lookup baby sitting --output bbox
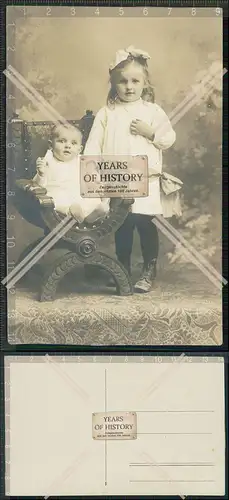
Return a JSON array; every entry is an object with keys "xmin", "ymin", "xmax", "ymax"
[{"xmin": 33, "ymin": 123, "xmax": 108, "ymax": 223}]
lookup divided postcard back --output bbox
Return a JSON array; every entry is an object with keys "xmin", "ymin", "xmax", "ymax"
[
  {"xmin": 5, "ymin": 6, "xmax": 224, "ymax": 346},
  {"xmin": 4, "ymin": 354, "xmax": 225, "ymax": 496}
]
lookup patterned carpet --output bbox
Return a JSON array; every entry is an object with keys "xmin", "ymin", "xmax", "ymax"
[{"xmin": 8, "ymin": 263, "xmax": 222, "ymax": 346}]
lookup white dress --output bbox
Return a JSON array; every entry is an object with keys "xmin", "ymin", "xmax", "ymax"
[
  {"xmin": 33, "ymin": 150, "xmax": 105, "ymax": 217},
  {"xmin": 84, "ymin": 98, "xmax": 176, "ymax": 216}
]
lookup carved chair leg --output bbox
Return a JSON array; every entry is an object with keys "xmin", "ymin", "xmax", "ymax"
[
  {"xmin": 40, "ymin": 251, "xmax": 133, "ymax": 301},
  {"xmin": 39, "ymin": 249, "xmax": 77, "ymax": 301}
]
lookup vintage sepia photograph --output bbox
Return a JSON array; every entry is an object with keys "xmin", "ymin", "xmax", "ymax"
[{"xmin": 6, "ymin": 6, "xmax": 224, "ymax": 345}]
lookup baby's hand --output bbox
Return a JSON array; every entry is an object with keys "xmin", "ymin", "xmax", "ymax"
[
  {"xmin": 130, "ymin": 119, "xmax": 155, "ymax": 140},
  {"xmin": 36, "ymin": 157, "xmax": 48, "ymax": 176}
]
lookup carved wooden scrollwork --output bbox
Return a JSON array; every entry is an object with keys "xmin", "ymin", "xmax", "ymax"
[
  {"xmin": 15, "ymin": 180, "xmax": 134, "ymax": 300},
  {"xmin": 40, "ymin": 251, "xmax": 133, "ymax": 302}
]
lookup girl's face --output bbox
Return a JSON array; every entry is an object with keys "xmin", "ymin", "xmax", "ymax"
[
  {"xmin": 52, "ymin": 126, "xmax": 82, "ymax": 162},
  {"xmin": 114, "ymin": 61, "xmax": 145, "ymax": 103}
]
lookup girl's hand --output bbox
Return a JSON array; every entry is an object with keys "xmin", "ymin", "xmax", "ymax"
[
  {"xmin": 36, "ymin": 157, "xmax": 48, "ymax": 176},
  {"xmin": 130, "ymin": 119, "xmax": 155, "ymax": 140}
]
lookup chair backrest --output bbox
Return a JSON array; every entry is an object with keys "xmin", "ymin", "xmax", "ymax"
[{"xmin": 8, "ymin": 117, "xmax": 92, "ymax": 179}]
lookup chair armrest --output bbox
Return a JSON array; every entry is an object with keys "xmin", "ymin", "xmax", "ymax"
[{"xmin": 15, "ymin": 179, "xmax": 55, "ymax": 208}]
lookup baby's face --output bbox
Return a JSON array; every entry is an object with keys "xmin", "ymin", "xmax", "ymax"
[
  {"xmin": 115, "ymin": 62, "xmax": 145, "ymax": 103},
  {"xmin": 52, "ymin": 127, "xmax": 82, "ymax": 162}
]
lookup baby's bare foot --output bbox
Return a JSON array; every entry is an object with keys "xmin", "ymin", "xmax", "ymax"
[{"xmin": 69, "ymin": 204, "xmax": 85, "ymax": 223}]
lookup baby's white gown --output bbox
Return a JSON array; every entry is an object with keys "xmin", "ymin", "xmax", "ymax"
[{"xmin": 33, "ymin": 149, "xmax": 105, "ymax": 217}]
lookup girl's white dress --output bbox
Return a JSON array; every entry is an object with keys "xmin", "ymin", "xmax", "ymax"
[
  {"xmin": 33, "ymin": 150, "xmax": 104, "ymax": 217},
  {"xmin": 84, "ymin": 98, "xmax": 182, "ymax": 217}
]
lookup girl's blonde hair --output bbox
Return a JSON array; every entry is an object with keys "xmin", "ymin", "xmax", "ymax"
[{"xmin": 107, "ymin": 55, "xmax": 155, "ymax": 106}]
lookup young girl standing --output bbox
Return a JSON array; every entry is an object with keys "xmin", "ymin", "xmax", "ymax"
[{"xmin": 84, "ymin": 46, "xmax": 182, "ymax": 293}]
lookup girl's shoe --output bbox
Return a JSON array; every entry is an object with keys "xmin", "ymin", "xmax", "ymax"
[{"xmin": 134, "ymin": 259, "xmax": 157, "ymax": 293}]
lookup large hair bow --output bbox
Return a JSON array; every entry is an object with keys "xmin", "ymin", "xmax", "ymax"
[{"xmin": 109, "ymin": 45, "xmax": 151, "ymax": 71}]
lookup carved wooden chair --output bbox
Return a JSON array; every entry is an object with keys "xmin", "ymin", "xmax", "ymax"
[{"xmin": 9, "ymin": 115, "xmax": 133, "ymax": 300}]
